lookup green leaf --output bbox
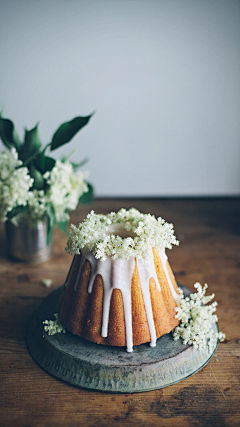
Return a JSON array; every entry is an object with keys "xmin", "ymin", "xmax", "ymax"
[
  {"xmin": 29, "ymin": 162, "xmax": 45, "ymax": 190},
  {"xmin": 71, "ymin": 157, "xmax": 89, "ymax": 170},
  {"xmin": 7, "ymin": 205, "xmax": 29, "ymax": 219},
  {"xmin": 0, "ymin": 116, "xmax": 22, "ymax": 151},
  {"xmin": 79, "ymin": 182, "xmax": 94, "ymax": 205},
  {"xmin": 46, "ymin": 203, "xmax": 56, "ymax": 245},
  {"xmin": 57, "ymin": 220, "xmax": 69, "ymax": 234},
  {"xmin": 50, "ymin": 114, "xmax": 93, "ymax": 151},
  {"xmin": 34, "ymin": 152, "xmax": 56, "ymax": 174},
  {"xmin": 19, "ymin": 123, "xmax": 42, "ymax": 163},
  {"xmin": 42, "ymin": 142, "xmax": 51, "ymax": 155},
  {"xmin": 61, "ymin": 148, "xmax": 76, "ymax": 163},
  {"xmin": 22, "ymin": 151, "xmax": 42, "ymax": 167}
]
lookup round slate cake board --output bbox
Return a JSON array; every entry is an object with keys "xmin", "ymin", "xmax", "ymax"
[{"xmin": 26, "ymin": 284, "xmax": 219, "ymax": 393}]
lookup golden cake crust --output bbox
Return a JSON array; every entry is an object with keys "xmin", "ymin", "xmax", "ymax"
[{"xmin": 58, "ymin": 249, "xmax": 180, "ymax": 348}]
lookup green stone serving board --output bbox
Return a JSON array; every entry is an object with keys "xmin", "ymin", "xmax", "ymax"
[{"xmin": 26, "ymin": 284, "xmax": 219, "ymax": 393}]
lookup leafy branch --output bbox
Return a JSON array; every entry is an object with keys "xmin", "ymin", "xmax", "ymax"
[{"xmin": 0, "ymin": 111, "xmax": 95, "ymax": 239}]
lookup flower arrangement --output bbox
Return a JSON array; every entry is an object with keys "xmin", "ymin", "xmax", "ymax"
[
  {"xmin": 173, "ymin": 282, "xmax": 225, "ymax": 351},
  {"xmin": 0, "ymin": 112, "xmax": 94, "ymax": 243},
  {"xmin": 66, "ymin": 208, "xmax": 179, "ymax": 262}
]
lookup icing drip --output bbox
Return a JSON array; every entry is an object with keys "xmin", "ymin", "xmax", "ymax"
[
  {"xmin": 112, "ymin": 258, "xmax": 135, "ymax": 352},
  {"xmin": 96, "ymin": 258, "xmax": 112, "ymax": 339},
  {"xmin": 136, "ymin": 256, "xmax": 161, "ymax": 348},
  {"xmin": 71, "ymin": 247, "xmax": 177, "ymax": 352},
  {"xmin": 158, "ymin": 248, "xmax": 179, "ymax": 301}
]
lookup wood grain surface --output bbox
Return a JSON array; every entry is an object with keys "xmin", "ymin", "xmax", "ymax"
[{"xmin": 0, "ymin": 198, "xmax": 239, "ymax": 427}]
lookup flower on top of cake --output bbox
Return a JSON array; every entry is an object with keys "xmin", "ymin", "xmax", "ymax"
[{"xmin": 66, "ymin": 208, "xmax": 179, "ymax": 263}]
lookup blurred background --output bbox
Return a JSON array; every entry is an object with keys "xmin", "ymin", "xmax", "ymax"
[{"xmin": 0, "ymin": 0, "xmax": 239, "ymax": 197}]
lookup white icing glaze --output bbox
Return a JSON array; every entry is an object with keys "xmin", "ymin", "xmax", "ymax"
[
  {"xmin": 68, "ymin": 247, "xmax": 178, "ymax": 352},
  {"xmin": 136, "ymin": 256, "xmax": 161, "ymax": 348},
  {"xmin": 158, "ymin": 248, "xmax": 179, "ymax": 301},
  {"xmin": 111, "ymin": 258, "xmax": 135, "ymax": 352},
  {"xmin": 106, "ymin": 222, "xmax": 135, "ymax": 238}
]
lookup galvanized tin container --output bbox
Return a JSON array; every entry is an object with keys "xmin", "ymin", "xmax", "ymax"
[{"xmin": 6, "ymin": 217, "xmax": 53, "ymax": 263}]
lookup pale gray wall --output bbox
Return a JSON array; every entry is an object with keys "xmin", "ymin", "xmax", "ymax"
[{"xmin": 0, "ymin": 0, "xmax": 240, "ymax": 196}]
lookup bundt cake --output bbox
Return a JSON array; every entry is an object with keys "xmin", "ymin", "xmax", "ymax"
[{"xmin": 58, "ymin": 208, "xmax": 180, "ymax": 352}]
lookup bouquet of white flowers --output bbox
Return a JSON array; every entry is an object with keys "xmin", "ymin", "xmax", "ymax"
[{"xmin": 0, "ymin": 112, "xmax": 94, "ymax": 244}]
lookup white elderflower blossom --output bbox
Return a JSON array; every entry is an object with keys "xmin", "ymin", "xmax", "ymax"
[
  {"xmin": 0, "ymin": 148, "xmax": 90, "ymax": 224},
  {"xmin": 66, "ymin": 208, "xmax": 179, "ymax": 262},
  {"xmin": 43, "ymin": 313, "xmax": 66, "ymax": 335},
  {"xmin": 41, "ymin": 278, "xmax": 53, "ymax": 288},
  {"xmin": 0, "ymin": 148, "xmax": 33, "ymax": 222},
  {"xmin": 27, "ymin": 190, "xmax": 47, "ymax": 220},
  {"xmin": 0, "ymin": 147, "xmax": 21, "ymax": 179},
  {"xmin": 173, "ymin": 283, "xmax": 226, "ymax": 352},
  {"xmin": 44, "ymin": 160, "xmax": 89, "ymax": 223}
]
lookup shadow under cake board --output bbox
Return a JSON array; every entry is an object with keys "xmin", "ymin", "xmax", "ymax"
[{"xmin": 26, "ymin": 284, "xmax": 219, "ymax": 393}]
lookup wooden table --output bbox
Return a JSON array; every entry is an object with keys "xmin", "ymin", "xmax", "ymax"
[{"xmin": 0, "ymin": 198, "xmax": 239, "ymax": 427}]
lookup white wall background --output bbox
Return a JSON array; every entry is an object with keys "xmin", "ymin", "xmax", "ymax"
[{"xmin": 0, "ymin": 0, "xmax": 240, "ymax": 196}]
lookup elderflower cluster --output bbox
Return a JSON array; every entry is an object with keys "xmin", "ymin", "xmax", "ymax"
[
  {"xmin": 0, "ymin": 149, "xmax": 89, "ymax": 224},
  {"xmin": 27, "ymin": 190, "xmax": 47, "ymax": 220},
  {"xmin": 173, "ymin": 283, "xmax": 226, "ymax": 352},
  {"xmin": 0, "ymin": 148, "xmax": 33, "ymax": 222},
  {"xmin": 43, "ymin": 313, "xmax": 66, "ymax": 335},
  {"xmin": 66, "ymin": 208, "xmax": 179, "ymax": 262},
  {"xmin": 44, "ymin": 160, "xmax": 89, "ymax": 223}
]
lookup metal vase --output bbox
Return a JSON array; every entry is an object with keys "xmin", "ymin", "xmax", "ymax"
[{"xmin": 6, "ymin": 217, "xmax": 53, "ymax": 263}]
